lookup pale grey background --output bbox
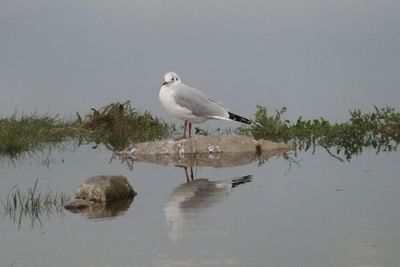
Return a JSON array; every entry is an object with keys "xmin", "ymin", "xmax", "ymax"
[{"xmin": 1, "ymin": 0, "xmax": 399, "ymax": 123}]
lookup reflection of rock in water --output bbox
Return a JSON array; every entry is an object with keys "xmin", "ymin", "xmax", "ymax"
[
  {"xmin": 66, "ymin": 197, "xmax": 134, "ymax": 219},
  {"xmin": 164, "ymin": 175, "xmax": 252, "ymax": 241}
]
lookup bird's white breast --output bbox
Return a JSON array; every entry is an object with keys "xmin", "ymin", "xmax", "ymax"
[{"xmin": 159, "ymin": 85, "xmax": 205, "ymax": 122}]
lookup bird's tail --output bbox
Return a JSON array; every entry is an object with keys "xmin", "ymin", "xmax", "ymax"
[{"xmin": 228, "ymin": 112, "xmax": 252, "ymax": 124}]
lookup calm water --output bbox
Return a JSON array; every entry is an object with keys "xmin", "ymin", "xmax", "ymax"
[{"xmin": 1, "ymin": 145, "xmax": 399, "ymax": 267}]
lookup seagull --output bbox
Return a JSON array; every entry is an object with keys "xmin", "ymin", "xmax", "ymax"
[{"xmin": 159, "ymin": 72, "xmax": 252, "ymax": 139}]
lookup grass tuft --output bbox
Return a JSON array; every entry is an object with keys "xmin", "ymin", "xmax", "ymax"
[
  {"xmin": 0, "ymin": 101, "xmax": 172, "ymax": 157},
  {"xmin": 0, "ymin": 179, "xmax": 70, "ymax": 229},
  {"xmin": 243, "ymin": 105, "xmax": 400, "ymax": 160},
  {"xmin": 81, "ymin": 101, "xmax": 171, "ymax": 150},
  {"xmin": 0, "ymin": 114, "xmax": 80, "ymax": 157}
]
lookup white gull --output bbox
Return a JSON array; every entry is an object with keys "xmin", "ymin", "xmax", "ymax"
[{"xmin": 159, "ymin": 72, "xmax": 252, "ymax": 138}]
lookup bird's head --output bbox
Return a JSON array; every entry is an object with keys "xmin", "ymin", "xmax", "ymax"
[{"xmin": 162, "ymin": 72, "xmax": 181, "ymax": 86}]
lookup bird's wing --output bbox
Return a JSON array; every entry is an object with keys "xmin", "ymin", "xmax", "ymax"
[{"xmin": 173, "ymin": 83, "xmax": 229, "ymax": 118}]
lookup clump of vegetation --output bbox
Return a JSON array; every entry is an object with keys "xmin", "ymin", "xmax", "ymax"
[
  {"xmin": 0, "ymin": 179, "xmax": 70, "ymax": 228},
  {"xmin": 244, "ymin": 106, "xmax": 291, "ymax": 141},
  {"xmin": 0, "ymin": 101, "xmax": 172, "ymax": 157},
  {"xmin": 0, "ymin": 114, "xmax": 81, "ymax": 158},
  {"xmin": 80, "ymin": 101, "xmax": 171, "ymax": 150},
  {"xmin": 243, "ymin": 105, "xmax": 400, "ymax": 160},
  {"xmin": 0, "ymin": 101, "xmax": 398, "ymax": 160}
]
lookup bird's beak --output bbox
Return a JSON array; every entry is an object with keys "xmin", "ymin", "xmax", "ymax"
[{"xmin": 162, "ymin": 81, "xmax": 169, "ymax": 86}]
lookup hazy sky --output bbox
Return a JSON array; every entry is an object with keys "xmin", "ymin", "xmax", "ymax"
[{"xmin": 1, "ymin": 0, "xmax": 399, "ymax": 123}]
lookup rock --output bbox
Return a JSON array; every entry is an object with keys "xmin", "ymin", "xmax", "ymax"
[
  {"xmin": 74, "ymin": 175, "xmax": 136, "ymax": 202},
  {"xmin": 119, "ymin": 135, "xmax": 289, "ymax": 156},
  {"xmin": 116, "ymin": 135, "xmax": 290, "ymax": 167},
  {"xmin": 65, "ymin": 175, "xmax": 136, "ymax": 214}
]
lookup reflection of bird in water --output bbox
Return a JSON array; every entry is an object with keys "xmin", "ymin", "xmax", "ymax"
[{"xmin": 164, "ymin": 169, "xmax": 252, "ymax": 241}]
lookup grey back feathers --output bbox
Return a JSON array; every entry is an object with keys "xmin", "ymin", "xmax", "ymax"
[{"xmin": 173, "ymin": 83, "xmax": 229, "ymax": 118}]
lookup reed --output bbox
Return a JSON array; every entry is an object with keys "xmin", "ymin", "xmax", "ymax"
[{"xmin": 0, "ymin": 179, "xmax": 70, "ymax": 228}]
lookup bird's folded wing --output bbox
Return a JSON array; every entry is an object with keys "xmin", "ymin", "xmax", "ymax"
[{"xmin": 173, "ymin": 84, "xmax": 229, "ymax": 118}]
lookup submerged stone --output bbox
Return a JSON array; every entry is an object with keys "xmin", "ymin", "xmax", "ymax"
[
  {"xmin": 65, "ymin": 175, "xmax": 136, "ymax": 213},
  {"xmin": 74, "ymin": 175, "xmax": 136, "ymax": 202}
]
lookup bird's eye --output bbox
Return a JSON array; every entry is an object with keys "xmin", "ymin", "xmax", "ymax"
[
  {"xmin": 172, "ymin": 78, "xmax": 175, "ymax": 81},
  {"xmin": 176, "ymin": 78, "xmax": 179, "ymax": 81}
]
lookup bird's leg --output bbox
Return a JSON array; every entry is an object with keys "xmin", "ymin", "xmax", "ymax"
[
  {"xmin": 183, "ymin": 120, "xmax": 188, "ymax": 138},
  {"xmin": 174, "ymin": 120, "xmax": 188, "ymax": 141},
  {"xmin": 188, "ymin": 122, "xmax": 192, "ymax": 138}
]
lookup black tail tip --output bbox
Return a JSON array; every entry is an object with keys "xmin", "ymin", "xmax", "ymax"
[{"xmin": 228, "ymin": 112, "xmax": 252, "ymax": 124}]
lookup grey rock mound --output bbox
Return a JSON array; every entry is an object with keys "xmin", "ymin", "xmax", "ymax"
[
  {"xmin": 117, "ymin": 135, "xmax": 290, "ymax": 167},
  {"xmin": 120, "ymin": 135, "xmax": 289, "ymax": 156}
]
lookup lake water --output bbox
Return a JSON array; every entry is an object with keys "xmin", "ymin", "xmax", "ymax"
[
  {"xmin": 1, "ymin": 145, "xmax": 399, "ymax": 267},
  {"xmin": 1, "ymin": 1, "xmax": 400, "ymax": 266}
]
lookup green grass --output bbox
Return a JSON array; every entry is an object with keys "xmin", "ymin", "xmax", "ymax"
[
  {"xmin": 242, "ymin": 105, "xmax": 400, "ymax": 160},
  {"xmin": 80, "ymin": 101, "xmax": 172, "ymax": 150},
  {"xmin": 0, "ymin": 101, "xmax": 398, "ymax": 160},
  {"xmin": 0, "ymin": 179, "xmax": 70, "ymax": 228},
  {"xmin": 0, "ymin": 113, "xmax": 81, "ymax": 157},
  {"xmin": 0, "ymin": 101, "xmax": 172, "ymax": 157}
]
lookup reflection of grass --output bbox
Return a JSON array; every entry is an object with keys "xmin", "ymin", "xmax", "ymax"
[
  {"xmin": 0, "ymin": 179, "xmax": 70, "ymax": 229},
  {"xmin": 0, "ymin": 101, "xmax": 172, "ymax": 157},
  {"xmin": 242, "ymin": 105, "xmax": 400, "ymax": 160}
]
